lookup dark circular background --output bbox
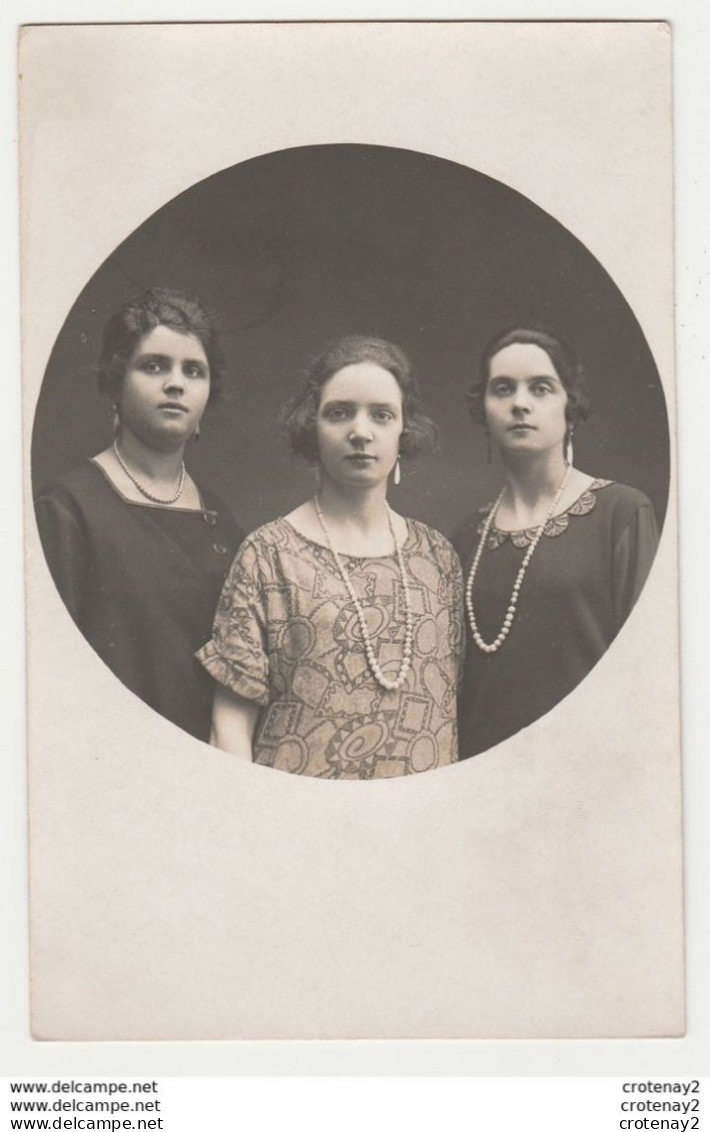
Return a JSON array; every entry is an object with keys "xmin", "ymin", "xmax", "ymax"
[{"xmin": 32, "ymin": 143, "xmax": 669, "ymax": 539}]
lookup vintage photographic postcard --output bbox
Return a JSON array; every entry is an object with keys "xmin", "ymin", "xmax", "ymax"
[{"xmin": 21, "ymin": 21, "xmax": 683, "ymax": 1039}]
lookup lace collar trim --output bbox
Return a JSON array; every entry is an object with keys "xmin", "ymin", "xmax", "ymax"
[{"xmin": 477, "ymin": 478, "xmax": 613, "ymax": 550}]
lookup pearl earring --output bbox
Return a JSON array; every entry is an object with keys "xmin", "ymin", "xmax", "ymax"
[{"xmin": 394, "ymin": 458, "xmax": 401, "ymax": 486}]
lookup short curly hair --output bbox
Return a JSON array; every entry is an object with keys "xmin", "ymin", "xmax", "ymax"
[
  {"xmin": 96, "ymin": 288, "xmax": 226, "ymax": 405},
  {"xmin": 281, "ymin": 334, "xmax": 438, "ymax": 463},
  {"xmin": 466, "ymin": 326, "xmax": 591, "ymax": 429}
]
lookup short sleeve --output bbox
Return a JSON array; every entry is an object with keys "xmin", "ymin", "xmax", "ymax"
[
  {"xmin": 612, "ymin": 501, "xmax": 659, "ymax": 629},
  {"xmin": 196, "ymin": 538, "xmax": 271, "ymax": 707},
  {"xmin": 34, "ymin": 490, "xmax": 89, "ymax": 622}
]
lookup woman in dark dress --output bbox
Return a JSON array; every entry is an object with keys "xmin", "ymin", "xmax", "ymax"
[
  {"xmin": 198, "ymin": 335, "xmax": 464, "ymax": 778},
  {"xmin": 34, "ymin": 288, "xmax": 243, "ymax": 741},
  {"xmin": 451, "ymin": 327, "xmax": 659, "ymax": 759}
]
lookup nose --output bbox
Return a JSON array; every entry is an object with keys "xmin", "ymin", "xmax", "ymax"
[
  {"xmin": 348, "ymin": 412, "xmax": 374, "ymax": 444},
  {"xmin": 163, "ymin": 363, "xmax": 185, "ymax": 393},
  {"xmin": 511, "ymin": 384, "xmax": 532, "ymax": 414}
]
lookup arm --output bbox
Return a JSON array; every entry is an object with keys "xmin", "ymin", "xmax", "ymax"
[
  {"xmin": 448, "ymin": 545, "xmax": 466, "ymax": 689},
  {"xmin": 612, "ymin": 502, "xmax": 659, "ymax": 629},
  {"xmin": 210, "ymin": 685, "xmax": 261, "ymax": 761},
  {"xmin": 198, "ymin": 537, "xmax": 271, "ymax": 754},
  {"xmin": 34, "ymin": 491, "xmax": 89, "ymax": 623}
]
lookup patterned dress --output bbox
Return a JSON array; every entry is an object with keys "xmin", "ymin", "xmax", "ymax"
[
  {"xmin": 198, "ymin": 517, "xmax": 464, "ymax": 778},
  {"xmin": 451, "ymin": 479, "xmax": 659, "ymax": 759}
]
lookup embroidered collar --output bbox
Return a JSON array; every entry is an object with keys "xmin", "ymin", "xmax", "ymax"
[{"xmin": 478, "ymin": 478, "xmax": 613, "ymax": 549}]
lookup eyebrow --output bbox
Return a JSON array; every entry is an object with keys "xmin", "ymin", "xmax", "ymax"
[
  {"xmin": 488, "ymin": 374, "xmax": 560, "ymax": 384},
  {"xmin": 136, "ymin": 352, "xmax": 207, "ymax": 368},
  {"xmin": 320, "ymin": 399, "xmax": 400, "ymax": 409}
]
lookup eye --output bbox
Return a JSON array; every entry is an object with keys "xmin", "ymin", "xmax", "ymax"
[
  {"xmin": 531, "ymin": 381, "xmax": 554, "ymax": 395},
  {"xmin": 184, "ymin": 363, "xmax": 208, "ymax": 379},
  {"xmin": 372, "ymin": 409, "xmax": 395, "ymax": 422},
  {"xmin": 488, "ymin": 381, "xmax": 513, "ymax": 397},
  {"xmin": 323, "ymin": 407, "xmax": 350, "ymax": 422},
  {"xmin": 135, "ymin": 356, "xmax": 168, "ymax": 375}
]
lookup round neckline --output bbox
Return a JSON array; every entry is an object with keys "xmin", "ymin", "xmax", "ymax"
[
  {"xmin": 88, "ymin": 456, "xmax": 210, "ymax": 514},
  {"xmin": 490, "ymin": 477, "xmax": 610, "ymax": 535},
  {"xmin": 279, "ymin": 515, "xmax": 413, "ymax": 560}
]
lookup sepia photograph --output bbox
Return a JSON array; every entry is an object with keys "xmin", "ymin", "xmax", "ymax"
[
  {"xmin": 20, "ymin": 20, "xmax": 683, "ymax": 1044},
  {"xmin": 31, "ymin": 143, "xmax": 668, "ymax": 776}
]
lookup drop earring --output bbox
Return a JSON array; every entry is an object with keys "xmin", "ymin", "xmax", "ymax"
[
  {"xmin": 565, "ymin": 426, "xmax": 575, "ymax": 466},
  {"xmin": 112, "ymin": 404, "xmax": 121, "ymax": 436},
  {"xmin": 194, "ymin": 423, "xmax": 201, "ymax": 442},
  {"xmin": 394, "ymin": 457, "xmax": 401, "ymax": 486}
]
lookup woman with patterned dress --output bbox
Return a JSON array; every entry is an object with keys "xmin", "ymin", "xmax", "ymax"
[
  {"xmin": 35, "ymin": 289, "xmax": 243, "ymax": 741},
  {"xmin": 198, "ymin": 335, "xmax": 464, "ymax": 779},
  {"xmin": 451, "ymin": 327, "xmax": 659, "ymax": 759}
]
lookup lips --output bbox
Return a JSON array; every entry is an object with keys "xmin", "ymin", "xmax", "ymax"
[
  {"xmin": 508, "ymin": 424, "xmax": 536, "ymax": 432},
  {"xmin": 158, "ymin": 402, "xmax": 189, "ymax": 413},
  {"xmin": 346, "ymin": 453, "xmax": 376, "ymax": 461}
]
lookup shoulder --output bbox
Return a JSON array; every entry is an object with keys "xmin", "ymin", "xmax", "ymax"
[
  {"xmin": 239, "ymin": 517, "xmax": 292, "ymax": 551},
  {"xmin": 196, "ymin": 483, "xmax": 245, "ymax": 542},
  {"xmin": 589, "ymin": 479, "xmax": 655, "ymax": 521},
  {"xmin": 197, "ymin": 481, "xmax": 231, "ymax": 513},
  {"xmin": 33, "ymin": 463, "xmax": 114, "ymax": 529},
  {"xmin": 227, "ymin": 518, "xmax": 294, "ymax": 567},
  {"xmin": 406, "ymin": 519, "xmax": 462, "ymax": 565},
  {"xmin": 593, "ymin": 479, "xmax": 652, "ymax": 506},
  {"xmin": 449, "ymin": 507, "xmax": 490, "ymax": 558},
  {"xmin": 34, "ymin": 461, "xmax": 105, "ymax": 505},
  {"xmin": 220, "ymin": 519, "xmax": 302, "ymax": 598}
]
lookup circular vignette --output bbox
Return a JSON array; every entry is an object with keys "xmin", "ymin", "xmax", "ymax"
[{"xmin": 31, "ymin": 143, "xmax": 670, "ymax": 771}]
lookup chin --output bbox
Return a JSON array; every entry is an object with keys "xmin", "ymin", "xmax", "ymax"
[
  {"xmin": 335, "ymin": 472, "xmax": 383, "ymax": 490},
  {"xmin": 151, "ymin": 428, "xmax": 191, "ymax": 450}
]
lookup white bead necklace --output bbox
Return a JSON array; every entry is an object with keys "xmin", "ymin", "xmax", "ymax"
[
  {"xmin": 113, "ymin": 440, "xmax": 186, "ymax": 506},
  {"xmin": 313, "ymin": 495, "xmax": 414, "ymax": 692},
  {"xmin": 465, "ymin": 464, "xmax": 572, "ymax": 654}
]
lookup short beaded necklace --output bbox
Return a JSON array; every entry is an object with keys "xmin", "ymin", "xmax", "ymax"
[
  {"xmin": 113, "ymin": 439, "xmax": 186, "ymax": 506},
  {"xmin": 313, "ymin": 495, "xmax": 414, "ymax": 692},
  {"xmin": 465, "ymin": 463, "xmax": 572, "ymax": 654}
]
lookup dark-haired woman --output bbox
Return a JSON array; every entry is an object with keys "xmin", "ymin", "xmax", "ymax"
[
  {"xmin": 198, "ymin": 335, "xmax": 463, "ymax": 778},
  {"xmin": 34, "ymin": 288, "xmax": 243, "ymax": 741},
  {"xmin": 451, "ymin": 327, "xmax": 659, "ymax": 759}
]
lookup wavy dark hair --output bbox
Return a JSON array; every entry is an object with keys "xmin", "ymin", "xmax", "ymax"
[
  {"xmin": 281, "ymin": 334, "xmax": 438, "ymax": 464},
  {"xmin": 96, "ymin": 288, "xmax": 226, "ymax": 405},
  {"xmin": 466, "ymin": 326, "xmax": 591, "ymax": 431}
]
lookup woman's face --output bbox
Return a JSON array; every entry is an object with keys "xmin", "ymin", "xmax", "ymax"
[
  {"xmin": 117, "ymin": 325, "xmax": 211, "ymax": 450},
  {"xmin": 315, "ymin": 362, "xmax": 404, "ymax": 490},
  {"xmin": 484, "ymin": 342, "xmax": 569, "ymax": 459}
]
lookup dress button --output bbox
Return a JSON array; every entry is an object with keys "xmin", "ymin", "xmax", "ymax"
[
  {"xmin": 212, "ymin": 542, "xmax": 229, "ymax": 555},
  {"xmin": 203, "ymin": 511, "xmax": 217, "ymax": 526}
]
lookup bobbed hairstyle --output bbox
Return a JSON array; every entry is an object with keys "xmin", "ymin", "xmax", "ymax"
[
  {"xmin": 96, "ymin": 288, "xmax": 226, "ymax": 405},
  {"xmin": 281, "ymin": 334, "xmax": 438, "ymax": 463},
  {"xmin": 466, "ymin": 326, "xmax": 591, "ymax": 429}
]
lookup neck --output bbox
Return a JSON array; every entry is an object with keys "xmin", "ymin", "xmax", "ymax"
[
  {"xmin": 501, "ymin": 449, "xmax": 568, "ymax": 507},
  {"xmin": 115, "ymin": 431, "xmax": 185, "ymax": 481},
  {"xmin": 316, "ymin": 480, "xmax": 390, "ymax": 532}
]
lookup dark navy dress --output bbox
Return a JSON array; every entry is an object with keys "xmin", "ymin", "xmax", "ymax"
[
  {"xmin": 35, "ymin": 460, "xmax": 243, "ymax": 741},
  {"xmin": 451, "ymin": 480, "xmax": 659, "ymax": 759}
]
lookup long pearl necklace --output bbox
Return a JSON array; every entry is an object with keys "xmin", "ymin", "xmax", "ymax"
[
  {"xmin": 313, "ymin": 495, "xmax": 414, "ymax": 692},
  {"xmin": 113, "ymin": 440, "xmax": 186, "ymax": 506},
  {"xmin": 465, "ymin": 464, "xmax": 572, "ymax": 654}
]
